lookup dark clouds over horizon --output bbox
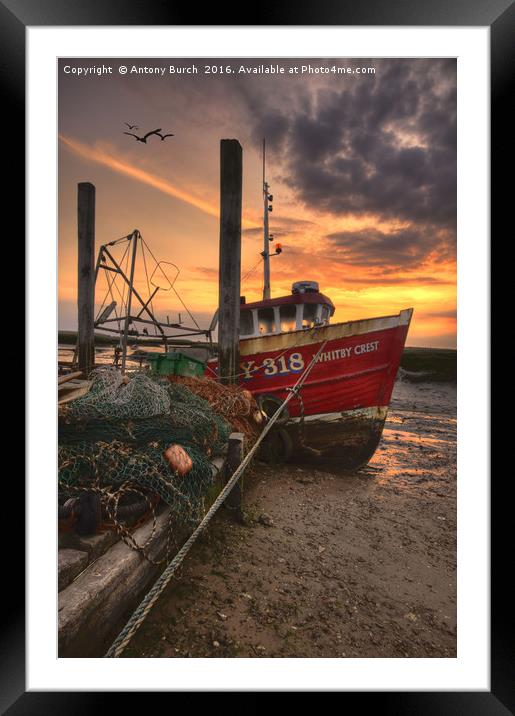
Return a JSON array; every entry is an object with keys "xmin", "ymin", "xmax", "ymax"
[
  {"xmin": 325, "ymin": 225, "xmax": 453, "ymax": 269},
  {"xmin": 121, "ymin": 57, "xmax": 456, "ymax": 274},
  {"xmin": 237, "ymin": 59, "xmax": 456, "ymax": 272}
]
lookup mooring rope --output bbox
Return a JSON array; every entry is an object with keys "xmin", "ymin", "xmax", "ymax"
[{"xmin": 104, "ymin": 339, "xmax": 328, "ymax": 658}]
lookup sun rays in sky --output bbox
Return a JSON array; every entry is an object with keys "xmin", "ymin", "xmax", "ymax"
[{"xmin": 60, "ymin": 135, "xmax": 260, "ymax": 229}]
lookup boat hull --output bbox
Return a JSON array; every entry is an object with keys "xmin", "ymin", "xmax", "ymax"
[
  {"xmin": 279, "ymin": 405, "xmax": 387, "ymax": 469},
  {"xmin": 208, "ymin": 308, "xmax": 412, "ymax": 468}
]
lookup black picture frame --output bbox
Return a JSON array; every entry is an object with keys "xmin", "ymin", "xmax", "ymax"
[{"xmin": 7, "ymin": 0, "xmax": 506, "ymax": 712}]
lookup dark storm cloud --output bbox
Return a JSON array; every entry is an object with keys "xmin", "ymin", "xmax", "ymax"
[
  {"xmin": 66, "ymin": 58, "xmax": 456, "ymax": 238},
  {"xmin": 249, "ymin": 110, "xmax": 290, "ymax": 152},
  {"xmin": 238, "ymin": 59, "xmax": 456, "ymax": 238},
  {"xmin": 325, "ymin": 225, "xmax": 450, "ymax": 270}
]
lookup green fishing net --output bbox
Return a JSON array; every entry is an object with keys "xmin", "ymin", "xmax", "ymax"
[{"xmin": 58, "ymin": 368, "xmax": 231, "ymax": 525}]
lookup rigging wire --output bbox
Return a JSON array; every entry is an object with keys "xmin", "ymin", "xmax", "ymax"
[
  {"xmin": 95, "ymin": 240, "xmax": 130, "ymax": 321},
  {"xmin": 95, "ymin": 240, "xmax": 132, "ymax": 342},
  {"xmin": 95, "ymin": 231, "xmax": 210, "ymax": 354},
  {"xmin": 241, "ymin": 255, "xmax": 263, "ymax": 283},
  {"xmin": 114, "ymin": 241, "xmax": 132, "ymax": 345},
  {"xmin": 142, "ymin": 237, "xmax": 201, "ymax": 330},
  {"xmin": 118, "ymin": 238, "xmax": 132, "ymax": 343},
  {"xmin": 140, "ymin": 241, "xmax": 159, "ymax": 337}
]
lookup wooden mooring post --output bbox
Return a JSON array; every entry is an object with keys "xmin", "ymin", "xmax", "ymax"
[
  {"xmin": 224, "ymin": 432, "xmax": 244, "ymax": 520},
  {"xmin": 77, "ymin": 182, "xmax": 96, "ymax": 376},
  {"xmin": 218, "ymin": 139, "xmax": 242, "ymax": 386}
]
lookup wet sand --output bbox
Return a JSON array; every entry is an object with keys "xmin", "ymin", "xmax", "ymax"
[{"xmin": 123, "ymin": 377, "xmax": 456, "ymax": 658}]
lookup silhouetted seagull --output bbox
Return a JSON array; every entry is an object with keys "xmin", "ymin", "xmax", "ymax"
[
  {"xmin": 156, "ymin": 132, "xmax": 175, "ymax": 141},
  {"xmin": 123, "ymin": 128, "xmax": 162, "ymax": 143},
  {"xmin": 124, "ymin": 122, "xmax": 139, "ymax": 130}
]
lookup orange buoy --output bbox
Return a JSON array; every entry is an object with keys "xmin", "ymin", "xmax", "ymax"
[{"xmin": 163, "ymin": 444, "xmax": 193, "ymax": 476}]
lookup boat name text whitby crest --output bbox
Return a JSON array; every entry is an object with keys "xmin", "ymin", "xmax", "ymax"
[{"xmin": 239, "ymin": 341, "xmax": 380, "ymax": 380}]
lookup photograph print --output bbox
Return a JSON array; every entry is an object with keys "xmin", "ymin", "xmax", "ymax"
[{"xmin": 57, "ymin": 57, "xmax": 457, "ymax": 659}]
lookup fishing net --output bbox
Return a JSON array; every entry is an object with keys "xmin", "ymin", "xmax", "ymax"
[
  {"xmin": 58, "ymin": 368, "xmax": 232, "ymax": 527},
  {"xmin": 169, "ymin": 375, "xmax": 262, "ymax": 439},
  {"xmin": 60, "ymin": 368, "xmax": 171, "ymax": 421}
]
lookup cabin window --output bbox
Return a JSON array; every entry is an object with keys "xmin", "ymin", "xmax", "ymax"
[
  {"xmin": 320, "ymin": 305, "xmax": 331, "ymax": 324},
  {"xmin": 258, "ymin": 307, "xmax": 276, "ymax": 335},
  {"xmin": 302, "ymin": 303, "xmax": 318, "ymax": 329},
  {"xmin": 240, "ymin": 309, "xmax": 254, "ymax": 337},
  {"xmin": 280, "ymin": 304, "xmax": 297, "ymax": 333}
]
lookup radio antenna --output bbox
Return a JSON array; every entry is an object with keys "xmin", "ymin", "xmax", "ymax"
[{"xmin": 262, "ymin": 138, "xmax": 271, "ymax": 300}]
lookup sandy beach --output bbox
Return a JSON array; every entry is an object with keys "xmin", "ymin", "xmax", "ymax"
[{"xmin": 122, "ymin": 375, "xmax": 456, "ymax": 658}]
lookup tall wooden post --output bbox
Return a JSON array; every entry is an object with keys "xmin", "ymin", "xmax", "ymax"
[
  {"xmin": 77, "ymin": 182, "xmax": 96, "ymax": 375},
  {"xmin": 218, "ymin": 139, "xmax": 242, "ymax": 385},
  {"xmin": 224, "ymin": 432, "xmax": 244, "ymax": 521}
]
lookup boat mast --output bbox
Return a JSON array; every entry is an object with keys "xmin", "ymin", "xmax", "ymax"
[{"xmin": 262, "ymin": 138, "xmax": 272, "ymax": 300}]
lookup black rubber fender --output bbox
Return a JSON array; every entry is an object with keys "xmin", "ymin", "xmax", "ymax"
[
  {"xmin": 259, "ymin": 427, "xmax": 294, "ymax": 465},
  {"xmin": 75, "ymin": 492, "xmax": 102, "ymax": 536},
  {"xmin": 256, "ymin": 393, "xmax": 289, "ymax": 425}
]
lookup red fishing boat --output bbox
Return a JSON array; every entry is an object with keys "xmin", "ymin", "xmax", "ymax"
[{"xmin": 208, "ymin": 144, "xmax": 413, "ymax": 469}]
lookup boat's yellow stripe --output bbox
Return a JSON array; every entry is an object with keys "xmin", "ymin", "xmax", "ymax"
[{"xmin": 240, "ymin": 308, "xmax": 413, "ymax": 357}]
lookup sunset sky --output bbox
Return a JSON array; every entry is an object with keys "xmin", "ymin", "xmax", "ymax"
[{"xmin": 58, "ymin": 58, "xmax": 456, "ymax": 348}]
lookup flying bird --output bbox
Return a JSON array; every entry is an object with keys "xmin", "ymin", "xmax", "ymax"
[
  {"xmin": 123, "ymin": 128, "xmax": 162, "ymax": 143},
  {"xmin": 124, "ymin": 122, "xmax": 139, "ymax": 130},
  {"xmin": 156, "ymin": 132, "xmax": 175, "ymax": 141}
]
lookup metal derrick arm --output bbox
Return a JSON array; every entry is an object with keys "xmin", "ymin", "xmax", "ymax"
[
  {"xmin": 95, "ymin": 323, "xmax": 210, "ymax": 340},
  {"xmin": 99, "ymin": 243, "xmax": 166, "ymax": 335},
  {"xmin": 94, "ymin": 230, "xmax": 212, "ymax": 372},
  {"xmin": 96, "ymin": 315, "xmax": 203, "ymax": 333}
]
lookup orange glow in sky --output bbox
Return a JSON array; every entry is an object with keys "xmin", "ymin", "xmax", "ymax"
[{"xmin": 60, "ymin": 135, "xmax": 260, "ymax": 230}]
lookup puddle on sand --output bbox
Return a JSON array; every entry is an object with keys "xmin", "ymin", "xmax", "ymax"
[
  {"xmin": 382, "ymin": 427, "xmax": 456, "ymax": 448},
  {"xmin": 362, "ymin": 386, "xmax": 456, "ymax": 490}
]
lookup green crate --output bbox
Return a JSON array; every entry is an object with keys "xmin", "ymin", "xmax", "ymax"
[{"xmin": 147, "ymin": 352, "xmax": 206, "ymax": 377}]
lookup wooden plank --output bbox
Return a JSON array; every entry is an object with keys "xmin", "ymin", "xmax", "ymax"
[
  {"xmin": 58, "ymin": 509, "xmax": 171, "ymax": 657},
  {"xmin": 58, "ymin": 549, "xmax": 89, "ymax": 592},
  {"xmin": 58, "ymin": 379, "xmax": 90, "ymax": 392},
  {"xmin": 57, "ymin": 370, "xmax": 83, "ymax": 385},
  {"xmin": 58, "ymin": 383, "xmax": 91, "ymax": 404}
]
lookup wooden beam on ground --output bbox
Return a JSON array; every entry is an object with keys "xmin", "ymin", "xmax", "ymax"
[
  {"xmin": 58, "ymin": 509, "xmax": 172, "ymax": 657},
  {"xmin": 218, "ymin": 139, "xmax": 242, "ymax": 385},
  {"xmin": 57, "ymin": 370, "xmax": 83, "ymax": 385}
]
